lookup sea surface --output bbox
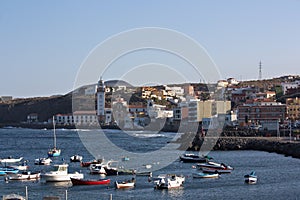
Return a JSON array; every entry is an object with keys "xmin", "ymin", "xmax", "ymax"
[{"xmin": 0, "ymin": 128, "xmax": 300, "ymax": 200}]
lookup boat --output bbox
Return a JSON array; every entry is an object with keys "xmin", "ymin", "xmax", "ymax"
[
  {"xmin": 192, "ymin": 172, "xmax": 219, "ymax": 178},
  {"xmin": 41, "ymin": 164, "xmax": 84, "ymax": 182},
  {"xmin": 153, "ymin": 174, "xmax": 185, "ymax": 189},
  {"xmin": 34, "ymin": 157, "xmax": 52, "ymax": 165},
  {"xmin": 89, "ymin": 163, "xmax": 107, "ymax": 175},
  {"xmin": 197, "ymin": 161, "xmax": 234, "ymax": 173},
  {"xmin": 80, "ymin": 159, "xmax": 103, "ymax": 167},
  {"xmin": 9, "ymin": 171, "xmax": 41, "ymax": 180},
  {"xmin": 70, "ymin": 155, "xmax": 83, "ymax": 162},
  {"xmin": 8, "ymin": 161, "xmax": 29, "ymax": 170},
  {"xmin": 0, "ymin": 157, "xmax": 23, "ymax": 164},
  {"xmin": 71, "ymin": 178, "xmax": 111, "ymax": 185},
  {"xmin": 244, "ymin": 171, "xmax": 257, "ymax": 184},
  {"xmin": 179, "ymin": 153, "xmax": 212, "ymax": 163},
  {"xmin": 115, "ymin": 178, "xmax": 135, "ymax": 189},
  {"xmin": 2, "ymin": 194, "xmax": 26, "ymax": 200},
  {"xmin": 0, "ymin": 167, "xmax": 19, "ymax": 175},
  {"xmin": 47, "ymin": 117, "xmax": 61, "ymax": 157}
]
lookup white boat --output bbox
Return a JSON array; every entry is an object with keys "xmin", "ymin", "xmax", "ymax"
[
  {"xmin": 153, "ymin": 174, "xmax": 185, "ymax": 189},
  {"xmin": 89, "ymin": 163, "xmax": 107, "ymax": 175},
  {"xmin": 115, "ymin": 178, "xmax": 135, "ymax": 189},
  {"xmin": 9, "ymin": 171, "xmax": 41, "ymax": 180},
  {"xmin": 192, "ymin": 172, "xmax": 219, "ymax": 178},
  {"xmin": 0, "ymin": 157, "xmax": 23, "ymax": 164},
  {"xmin": 34, "ymin": 157, "xmax": 52, "ymax": 165},
  {"xmin": 244, "ymin": 171, "xmax": 257, "ymax": 184},
  {"xmin": 197, "ymin": 161, "xmax": 233, "ymax": 173},
  {"xmin": 47, "ymin": 117, "xmax": 61, "ymax": 157},
  {"xmin": 8, "ymin": 160, "xmax": 29, "ymax": 170},
  {"xmin": 2, "ymin": 193, "xmax": 26, "ymax": 200},
  {"xmin": 70, "ymin": 155, "xmax": 83, "ymax": 162},
  {"xmin": 41, "ymin": 164, "xmax": 84, "ymax": 182}
]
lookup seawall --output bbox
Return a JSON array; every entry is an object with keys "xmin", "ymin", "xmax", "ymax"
[{"xmin": 186, "ymin": 136, "xmax": 300, "ymax": 159}]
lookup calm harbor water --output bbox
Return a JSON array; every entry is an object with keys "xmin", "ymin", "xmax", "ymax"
[{"xmin": 0, "ymin": 128, "xmax": 300, "ymax": 200}]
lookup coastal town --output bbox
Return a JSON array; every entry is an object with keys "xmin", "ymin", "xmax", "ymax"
[{"xmin": 1, "ymin": 75, "xmax": 300, "ymax": 139}]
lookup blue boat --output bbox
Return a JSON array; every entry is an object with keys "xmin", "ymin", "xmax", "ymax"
[{"xmin": 0, "ymin": 167, "xmax": 19, "ymax": 175}]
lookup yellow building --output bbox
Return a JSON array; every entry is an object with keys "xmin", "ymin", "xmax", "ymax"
[{"xmin": 286, "ymin": 97, "xmax": 300, "ymax": 121}]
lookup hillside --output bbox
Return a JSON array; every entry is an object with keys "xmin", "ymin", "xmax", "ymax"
[{"xmin": 0, "ymin": 94, "xmax": 72, "ymax": 124}]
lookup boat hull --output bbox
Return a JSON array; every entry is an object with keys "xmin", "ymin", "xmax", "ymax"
[
  {"xmin": 115, "ymin": 181, "xmax": 135, "ymax": 189},
  {"xmin": 71, "ymin": 178, "xmax": 110, "ymax": 185},
  {"xmin": 192, "ymin": 172, "xmax": 219, "ymax": 178},
  {"xmin": 9, "ymin": 172, "xmax": 41, "ymax": 180},
  {"xmin": 42, "ymin": 173, "xmax": 84, "ymax": 182}
]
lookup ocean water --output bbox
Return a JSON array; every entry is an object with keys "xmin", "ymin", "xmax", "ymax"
[{"xmin": 0, "ymin": 128, "xmax": 300, "ymax": 200}]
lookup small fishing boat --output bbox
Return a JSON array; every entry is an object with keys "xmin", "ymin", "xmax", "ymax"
[
  {"xmin": 89, "ymin": 164, "xmax": 107, "ymax": 175},
  {"xmin": 2, "ymin": 193, "xmax": 26, "ymax": 200},
  {"xmin": 9, "ymin": 171, "xmax": 41, "ymax": 180},
  {"xmin": 71, "ymin": 178, "xmax": 110, "ymax": 185},
  {"xmin": 244, "ymin": 171, "xmax": 257, "ymax": 184},
  {"xmin": 47, "ymin": 117, "xmax": 61, "ymax": 157},
  {"xmin": 179, "ymin": 153, "xmax": 212, "ymax": 163},
  {"xmin": 115, "ymin": 178, "xmax": 135, "ymax": 189},
  {"xmin": 0, "ymin": 167, "xmax": 19, "ymax": 175},
  {"xmin": 198, "ymin": 161, "xmax": 233, "ymax": 173},
  {"xmin": 41, "ymin": 164, "xmax": 84, "ymax": 182},
  {"xmin": 0, "ymin": 157, "xmax": 23, "ymax": 164},
  {"xmin": 192, "ymin": 172, "xmax": 219, "ymax": 178},
  {"xmin": 80, "ymin": 159, "xmax": 103, "ymax": 167},
  {"xmin": 70, "ymin": 155, "xmax": 83, "ymax": 162},
  {"xmin": 34, "ymin": 157, "xmax": 52, "ymax": 165},
  {"xmin": 8, "ymin": 160, "xmax": 29, "ymax": 171},
  {"xmin": 153, "ymin": 174, "xmax": 185, "ymax": 189}
]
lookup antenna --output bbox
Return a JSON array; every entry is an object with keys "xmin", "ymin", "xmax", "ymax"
[{"xmin": 258, "ymin": 61, "xmax": 262, "ymax": 80}]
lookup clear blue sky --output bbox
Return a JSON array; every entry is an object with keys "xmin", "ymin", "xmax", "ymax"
[{"xmin": 1, "ymin": 0, "xmax": 300, "ymax": 97}]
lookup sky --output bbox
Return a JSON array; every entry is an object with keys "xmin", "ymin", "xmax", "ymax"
[{"xmin": 0, "ymin": 0, "xmax": 300, "ymax": 97}]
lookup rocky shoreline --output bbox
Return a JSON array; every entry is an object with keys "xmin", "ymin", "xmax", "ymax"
[{"xmin": 185, "ymin": 136, "xmax": 300, "ymax": 159}]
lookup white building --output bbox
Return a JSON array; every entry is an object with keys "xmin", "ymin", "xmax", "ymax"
[
  {"xmin": 96, "ymin": 78, "xmax": 106, "ymax": 117},
  {"xmin": 281, "ymin": 81, "xmax": 300, "ymax": 95},
  {"xmin": 54, "ymin": 111, "xmax": 98, "ymax": 126}
]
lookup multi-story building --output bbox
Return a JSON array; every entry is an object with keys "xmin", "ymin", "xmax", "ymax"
[
  {"xmin": 286, "ymin": 97, "xmax": 300, "ymax": 121},
  {"xmin": 54, "ymin": 111, "xmax": 98, "ymax": 126},
  {"xmin": 237, "ymin": 101, "xmax": 287, "ymax": 130},
  {"xmin": 188, "ymin": 100, "xmax": 231, "ymax": 122}
]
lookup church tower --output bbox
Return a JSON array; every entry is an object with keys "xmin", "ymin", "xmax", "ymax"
[{"xmin": 96, "ymin": 78, "xmax": 106, "ymax": 119}]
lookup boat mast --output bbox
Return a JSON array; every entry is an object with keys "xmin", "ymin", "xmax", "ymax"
[{"xmin": 53, "ymin": 116, "xmax": 56, "ymax": 149}]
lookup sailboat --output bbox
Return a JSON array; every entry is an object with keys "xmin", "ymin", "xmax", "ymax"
[{"xmin": 47, "ymin": 116, "xmax": 61, "ymax": 157}]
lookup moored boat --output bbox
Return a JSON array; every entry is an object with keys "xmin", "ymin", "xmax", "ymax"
[
  {"xmin": 244, "ymin": 171, "xmax": 257, "ymax": 184},
  {"xmin": 0, "ymin": 167, "xmax": 19, "ymax": 175},
  {"xmin": 70, "ymin": 155, "xmax": 83, "ymax": 162},
  {"xmin": 2, "ymin": 193, "xmax": 26, "ymax": 200},
  {"xmin": 153, "ymin": 174, "xmax": 185, "ymax": 189},
  {"xmin": 115, "ymin": 178, "xmax": 135, "ymax": 189},
  {"xmin": 89, "ymin": 163, "xmax": 107, "ymax": 175},
  {"xmin": 9, "ymin": 171, "xmax": 41, "ymax": 180},
  {"xmin": 179, "ymin": 153, "xmax": 212, "ymax": 163},
  {"xmin": 47, "ymin": 116, "xmax": 61, "ymax": 157},
  {"xmin": 8, "ymin": 162, "xmax": 29, "ymax": 171},
  {"xmin": 71, "ymin": 178, "xmax": 110, "ymax": 185},
  {"xmin": 197, "ymin": 161, "xmax": 233, "ymax": 173},
  {"xmin": 41, "ymin": 164, "xmax": 84, "ymax": 182},
  {"xmin": 80, "ymin": 159, "xmax": 103, "ymax": 167},
  {"xmin": 0, "ymin": 157, "xmax": 23, "ymax": 164},
  {"xmin": 192, "ymin": 172, "xmax": 219, "ymax": 178},
  {"xmin": 34, "ymin": 157, "xmax": 52, "ymax": 165}
]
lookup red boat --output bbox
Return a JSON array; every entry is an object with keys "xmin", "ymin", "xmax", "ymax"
[{"xmin": 71, "ymin": 178, "xmax": 111, "ymax": 185}]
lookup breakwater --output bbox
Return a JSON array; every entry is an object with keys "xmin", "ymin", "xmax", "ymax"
[{"xmin": 185, "ymin": 136, "xmax": 300, "ymax": 159}]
